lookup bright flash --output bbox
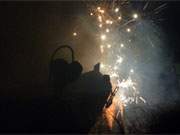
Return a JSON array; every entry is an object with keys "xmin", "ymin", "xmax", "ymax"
[
  {"xmin": 133, "ymin": 13, "xmax": 138, "ymax": 19},
  {"xmin": 121, "ymin": 43, "xmax": 124, "ymax": 47},
  {"xmin": 73, "ymin": 32, "xmax": 77, "ymax": 36},
  {"xmin": 90, "ymin": 12, "xmax": 93, "ymax": 16},
  {"xmin": 101, "ymin": 34, "xmax": 106, "ymax": 40},
  {"xmin": 99, "ymin": 24, "xmax": 102, "ymax": 28},
  {"xmin": 126, "ymin": 28, "xmax": 131, "ymax": 32},
  {"xmin": 115, "ymin": 8, "xmax": 119, "ymax": 13}
]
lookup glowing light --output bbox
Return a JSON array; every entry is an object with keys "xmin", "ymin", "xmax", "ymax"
[
  {"xmin": 106, "ymin": 28, "xmax": 110, "ymax": 33},
  {"xmin": 120, "ymin": 43, "xmax": 124, "ymax": 48},
  {"xmin": 107, "ymin": 44, "xmax": 111, "ymax": 48},
  {"xmin": 99, "ymin": 10, "xmax": 105, "ymax": 14},
  {"xmin": 118, "ymin": 77, "xmax": 135, "ymax": 89},
  {"xmin": 126, "ymin": 28, "xmax": 131, "ymax": 32},
  {"xmin": 115, "ymin": 8, "xmax": 119, "ymax": 13},
  {"xmin": 118, "ymin": 16, "xmax": 122, "ymax": 20},
  {"xmin": 98, "ymin": 15, "xmax": 102, "ymax": 22},
  {"xmin": 100, "ymin": 63, "xmax": 105, "ymax": 68},
  {"xmin": 111, "ymin": 72, "xmax": 118, "ymax": 78},
  {"xmin": 101, "ymin": 34, "xmax": 106, "ymax": 40},
  {"xmin": 106, "ymin": 20, "xmax": 110, "ymax": 24},
  {"xmin": 73, "ymin": 32, "xmax": 77, "ymax": 36},
  {"xmin": 130, "ymin": 69, "xmax": 134, "ymax": 73},
  {"xmin": 114, "ymin": 66, "xmax": 118, "ymax": 70},
  {"xmin": 110, "ymin": 21, "xmax": 113, "ymax": 24},
  {"xmin": 133, "ymin": 13, "xmax": 138, "ymax": 19},
  {"xmin": 99, "ymin": 24, "xmax": 102, "ymax": 28},
  {"xmin": 100, "ymin": 45, "xmax": 104, "ymax": 53},
  {"xmin": 89, "ymin": 2, "xmax": 147, "ymax": 107},
  {"xmin": 117, "ymin": 57, "xmax": 123, "ymax": 63},
  {"xmin": 97, "ymin": 7, "xmax": 101, "ymax": 10}
]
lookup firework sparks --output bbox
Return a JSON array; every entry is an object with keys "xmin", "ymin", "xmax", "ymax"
[
  {"xmin": 87, "ymin": 2, "xmax": 150, "ymax": 107},
  {"xmin": 78, "ymin": 1, "xmax": 165, "ymax": 107},
  {"xmin": 69, "ymin": 2, "xmax": 169, "ymax": 132}
]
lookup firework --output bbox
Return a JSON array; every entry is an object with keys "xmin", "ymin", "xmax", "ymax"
[
  {"xmin": 72, "ymin": 1, "xmax": 166, "ymax": 107},
  {"xmin": 88, "ymin": 1, "xmax": 152, "ymax": 107}
]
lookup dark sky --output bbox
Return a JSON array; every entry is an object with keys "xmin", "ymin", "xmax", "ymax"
[
  {"xmin": 1, "ymin": 1, "xmax": 87, "ymax": 88},
  {"xmin": 161, "ymin": 2, "xmax": 180, "ymax": 61},
  {"xmin": 0, "ymin": 1, "xmax": 180, "ymax": 89}
]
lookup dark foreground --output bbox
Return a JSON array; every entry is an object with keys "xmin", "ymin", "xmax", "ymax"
[{"xmin": 0, "ymin": 70, "xmax": 180, "ymax": 133}]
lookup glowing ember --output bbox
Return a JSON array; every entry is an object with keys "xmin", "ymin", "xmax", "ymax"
[
  {"xmin": 101, "ymin": 34, "xmax": 106, "ymax": 40},
  {"xmin": 126, "ymin": 28, "xmax": 131, "ymax": 32},
  {"xmin": 133, "ymin": 13, "xmax": 138, "ymax": 19},
  {"xmin": 73, "ymin": 32, "xmax": 77, "ymax": 36},
  {"xmin": 116, "ymin": 57, "xmax": 123, "ymax": 64},
  {"xmin": 115, "ymin": 8, "xmax": 119, "ymax": 13},
  {"xmin": 97, "ymin": 7, "xmax": 101, "ymax": 10},
  {"xmin": 99, "ymin": 24, "xmax": 102, "ymax": 28},
  {"xmin": 107, "ymin": 44, "xmax": 111, "ymax": 48},
  {"xmin": 118, "ymin": 16, "xmax": 122, "ymax": 20},
  {"xmin": 130, "ymin": 69, "xmax": 134, "ymax": 73},
  {"xmin": 106, "ymin": 28, "xmax": 110, "ymax": 33}
]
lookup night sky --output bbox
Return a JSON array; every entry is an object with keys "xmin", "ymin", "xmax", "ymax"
[{"xmin": 1, "ymin": 1, "xmax": 180, "ymax": 92}]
